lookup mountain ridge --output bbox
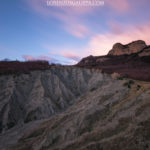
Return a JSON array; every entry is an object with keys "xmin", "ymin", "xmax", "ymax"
[{"xmin": 77, "ymin": 40, "xmax": 150, "ymax": 81}]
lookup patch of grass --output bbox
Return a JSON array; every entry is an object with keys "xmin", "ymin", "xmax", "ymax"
[
  {"xmin": 117, "ymin": 77, "xmax": 124, "ymax": 80},
  {"xmin": 129, "ymin": 80, "xmax": 134, "ymax": 84},
  {"xmin": 123, "ymin": 80, "xmax": 134, "ymax": 88},
  {"xmin": 137, "ymin": 85, "xmax": 141, "ymax": 90}
]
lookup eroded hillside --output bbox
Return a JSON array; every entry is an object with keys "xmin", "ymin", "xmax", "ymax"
[
  {"xmin": 0, "ymin": 67, "xmax": 107, "ymax": 134},
  {"xmin": 0, "ymin": 66, "xmax": 150, "ymax": 150}
]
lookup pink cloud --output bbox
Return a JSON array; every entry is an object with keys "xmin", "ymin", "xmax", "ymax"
[
  {"xmin": 65, "ymin": 24, "xmax": 89, "ymax": 38},
  {"xmin": 23, "ymin": 55, "xmax": 52, "ymax": 61},
  {"xmin": 88, "ymin": 22, "xmax": 150, "ymax": 56},
  {"xmin": 25, "ymin": 0, "xmax": 92, "ymax": 38},
  {"xmin": 61, "ymin": 51, "xmax": 81, "ymax": 61},
  {"xmin": 106, "ymin": 0, "xmax": 129, "ymax": 13},
  {"xmin": 106, "ymin": 0, "xmax": 149, "ymax": 13},
  {"xmin": 44, "ymin": 21, "xmax": 150, "ymax": 59},
  {"xmin": 108, "ymin": 21, "xmax": 124, "ymax": 34},
  {"xmin": 23, "ymin": 55, "xmax": 35, "ymax": 61}
]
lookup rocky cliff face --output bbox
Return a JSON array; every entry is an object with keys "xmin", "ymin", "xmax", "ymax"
[
  {"xmin": 139, "ymin": 46, "xmax": 150, "ymax": 57},
  {"xmin": 0, "ymin": 67, "xmax": 150, "ymax": 150},
  {"xmin": 108, "ymin": 40, "xmax": 147, "ymax": 55},
  {"xmin": 0, "ymin": 67, "xmax": 106, "ymax": 134}
]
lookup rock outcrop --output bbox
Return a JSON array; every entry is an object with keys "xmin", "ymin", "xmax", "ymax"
[
  {"xmin": 108, "ymin": 40, "xmax": 147, "ymax": 55},
  {"xmin": 77, "ymin": 40, "xmax": 150, "ymax": 81},
  {"xmin": 138, "ymin": 46, "xmax": 150, "ymax": 57}
]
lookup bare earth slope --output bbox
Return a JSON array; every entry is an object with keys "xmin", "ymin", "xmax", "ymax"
[
  {"xmin": 0, "ymin": 67, "xmax": 105, "ymax": 134},
  {"xmin": 0, "ymin": 66, "xmax": 150, "ymax": 150}
]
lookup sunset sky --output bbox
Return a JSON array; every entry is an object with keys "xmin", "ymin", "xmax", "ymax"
[{"xmin": 0, "ymin": 0, "xmax": 150, "ymax": 64}]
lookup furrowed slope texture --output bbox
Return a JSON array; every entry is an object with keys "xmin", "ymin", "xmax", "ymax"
[
  {"xmin": 0, "ymin": 67, "xmax": 109, "ymax": 133},
  {"xmin": 4, "ymin": 78, "xmax": 150, "ymax": 150},
  {"xmin": 0, "ymin": 67, "xmax": 150, "ymax": 150}
]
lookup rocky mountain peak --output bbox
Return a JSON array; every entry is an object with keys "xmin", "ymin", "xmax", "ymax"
[
  {"xmin": 108, "ymin": 40, "xmax": 147, "ymax": 55},
  {"xmin": 77, "ymin": 40, "xmax": 150, "ymax": 81}
]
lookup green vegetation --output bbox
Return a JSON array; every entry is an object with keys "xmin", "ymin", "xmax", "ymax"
[
  {"xmin": 123, "ymin": 80, "xmax": 134, "ymax": 88},
  {"xmin": 117, "ymin": 77, "xmax": 124, "ymax": 80},
  {"xmin": 137, "ymin": 84, "xmax": 141, "ymax": 90}
]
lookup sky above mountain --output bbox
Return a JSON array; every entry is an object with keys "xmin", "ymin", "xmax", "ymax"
[{"xmin": 0, "ymin": 0, "xmax": 150, "ymax": 64}]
